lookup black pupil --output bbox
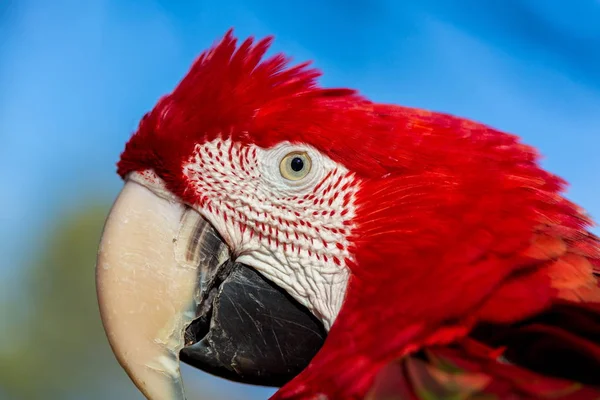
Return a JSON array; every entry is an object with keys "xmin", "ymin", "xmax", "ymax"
[{"xmin": 290, "ymin": 157, "xmax": 304, "ymax": 172}]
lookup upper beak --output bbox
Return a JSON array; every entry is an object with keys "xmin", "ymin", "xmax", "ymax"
[{"xmin": 96, "ymin": 180, "xmax": 325, "ymax": 399}]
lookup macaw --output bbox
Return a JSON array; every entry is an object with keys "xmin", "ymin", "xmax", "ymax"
[{"xmin": 96, "ymin": 30, "xmax": 600, "ymax": 400}]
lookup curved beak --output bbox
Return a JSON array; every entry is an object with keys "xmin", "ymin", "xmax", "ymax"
[{"xmin": 96, "ymin": 180, "xmax": 325, "ymax": 400}]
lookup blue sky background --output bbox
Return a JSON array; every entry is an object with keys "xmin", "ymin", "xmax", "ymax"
[{"xmin": 1, "ymin": 0, "xmax": 599, "ymax": 399}]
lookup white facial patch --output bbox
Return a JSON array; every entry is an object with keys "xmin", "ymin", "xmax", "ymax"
[{"xmin": 179, "ymin": 138, "xmax": 358, "ymax": 330}]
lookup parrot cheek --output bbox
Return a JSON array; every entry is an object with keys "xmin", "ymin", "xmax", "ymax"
[{"xmin": 96, "ymin": 179, "xmax": 326, "ymax": 400}]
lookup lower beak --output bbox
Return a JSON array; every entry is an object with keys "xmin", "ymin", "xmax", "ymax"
[{"xmin": 96, "ymin": 180, "xmax": 325, "ymax": 399}]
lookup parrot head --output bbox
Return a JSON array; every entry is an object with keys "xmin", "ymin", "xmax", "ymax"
[{"xmin": 96, "ymin": 30, "xmax": 600, "ymax": 400}]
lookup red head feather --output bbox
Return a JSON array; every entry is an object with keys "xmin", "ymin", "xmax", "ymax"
[{"xmin": 118, "ymin": 29, "xmax": 356, "ymax": 184}]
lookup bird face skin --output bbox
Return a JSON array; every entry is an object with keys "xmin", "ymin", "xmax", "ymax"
[{"xmin": 96, "ymin": 30, "xmax": 600, "ymax": 400}]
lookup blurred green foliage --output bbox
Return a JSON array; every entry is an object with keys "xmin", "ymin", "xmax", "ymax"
[
  {"xmin": 0, "ymin": 201, "xmax": 236, "ymax": 400},
  {"xmin": 0, "ymin": 202, "xmax": 146, "ymax": 399}
]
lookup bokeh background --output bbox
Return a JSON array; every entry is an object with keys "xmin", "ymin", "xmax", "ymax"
[{"xmin": 1, "ymin": 1, "xmax": 599, "ymax": 399}]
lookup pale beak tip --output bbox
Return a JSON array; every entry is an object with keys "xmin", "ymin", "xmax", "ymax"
[{"xmin": 96, "ymin": 181, "xmax": 198, "ymax": 400}]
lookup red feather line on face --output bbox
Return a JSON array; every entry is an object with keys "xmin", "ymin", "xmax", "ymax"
[{"xmin": 115, "ymin": 30, "xmax": 600, "ymax": 399}]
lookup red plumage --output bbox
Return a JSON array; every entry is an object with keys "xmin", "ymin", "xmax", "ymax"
[{"xmin": 118, "ymin": 31, "xmax": 600, "ymax": 399}]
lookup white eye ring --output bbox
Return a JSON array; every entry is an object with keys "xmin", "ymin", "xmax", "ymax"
[{"xmin": 279, "ymin": 151, "xmax": 312, "ymax": 181}]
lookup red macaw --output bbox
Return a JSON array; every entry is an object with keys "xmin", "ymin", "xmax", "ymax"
[{"xmin": 96, "ymin": 30, "xmax": 600, "ymax": 400}]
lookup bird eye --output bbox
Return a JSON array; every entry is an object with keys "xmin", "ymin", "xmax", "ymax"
[{"xmin": 279, "ymin": 152, "xmax": 312, "ymax": 181}]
